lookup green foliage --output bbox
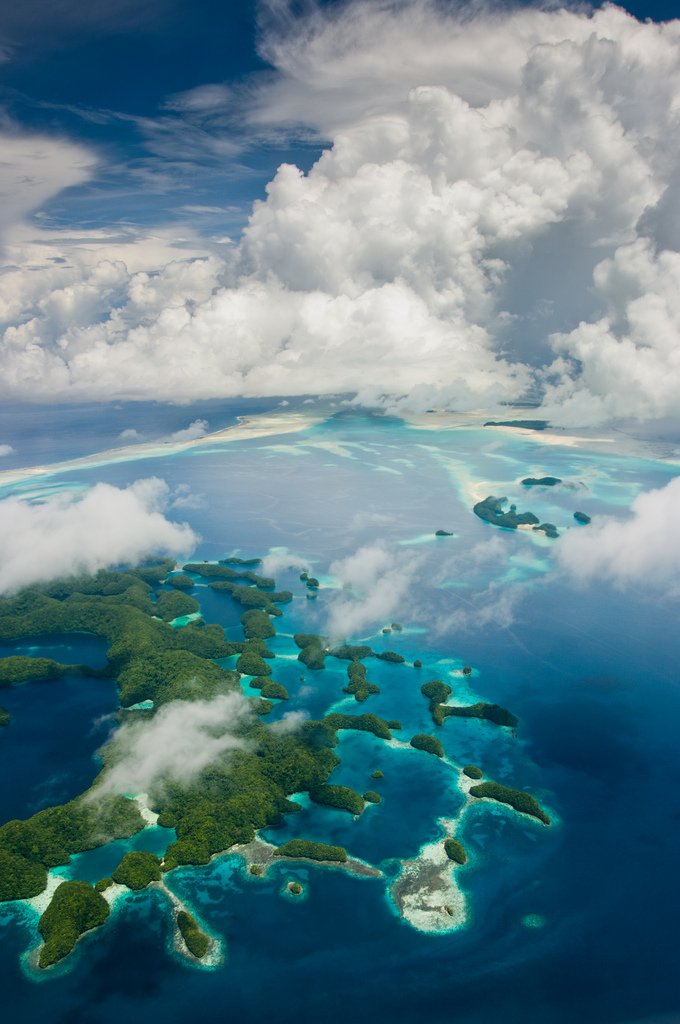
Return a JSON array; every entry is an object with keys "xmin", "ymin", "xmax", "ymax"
[
  {"xmin": 463, "ymin": 765, "xmax": 483, "ymax": 779},
  {"xmin": 94, "ymin": 877, "xmax": 113, "ymax": 893},
  {"xmin": 275, "ymin": 839, "xmax": 347, "ymax": 863},
  {"xmin": 324, "ymin": 712, "xmax": 393, "ymax": 740},
  {"xmin": 249, "ymin": 864, "xmax": 263, "ymax": 876},
  {"xmin": 413, "ymin": 659, "xmax": 422, "ymax": 668},
  {"xmin": 444, "ymin": 838, "xmax": 467, "ymax": 864},
  {"xmin": 177, "ymin": 910, "xmax": 209, "ymax": 958},
  {"xmin": 435, "ymin": 702, "xmax": 518, "ymax": 728},
  {"xmin": 410, "ymin": 734, "xmax": 444, "ymax": 758},
  {"xmin": 166, "ymin": 574, "xmax": 195, "ymax": 589},
  {"xmin": 521, "ymin": 477, "xmax": 561, "ymax": 487},
  {"xmin": 421, "ymin": 679, "xmax": 452, "ymax": 704},
  {"xmin": 221, "ymin": 557, "xmax": 261, "ymax": 567},
  {"xmin": 0, "ymin": 795, "xmax": 144, "ymax": 894},
  {"xmin": 375, "ymin": 650, "xmax": 405, "ymax": 663},
  {"xmin": 371, "ymin": 769, "xmax": 384, "ymax": 780},
  {"xmin": 259, "ymin": 680, "xmax": 288, "ymax": 700},
  {"xmin": 236, "ymin": 649, "xmax": 272, "ymax": 677},
  {"xmin": 386, "ymin": 720, "xmax": 402, "ymax": 731},
  {"xmin": 0, "ymin": 848, "xmax": 47, "ymax": 901},
  {"xmin": 469, "ymin": 782, "xmax": 551, "ymax": 825},
  {"xmin": 473, "ymin": 495, "xmax": 539, "ymax": 529},
  {"xmin": 574, "ymin": 511, "xmax": 591, "ymax": 525},
  {"xmin": 0, "ymin": 656, "xmax": 67, "ymax": 686},
  {"xmin": 288, "ymin": 881, "xmax": 303, "ymax": 895},
  {"xmin": 241, "ymin": 609, "xmax": 276, "ymax": 641},
  {"xmin": 363, "ymin": 790, "xmax": 381, "ymax": 804},
  {"xmin": 130, "ymin": 560, "xmax": 176, "ymax": 585},
  {"xmin": 208, "ymin": 581, "xmax": 291, "ymax": 614},
  {"xmin": 310, "ymin": 784, "xmax": 364, "ymax": 815},
  {"xmin": 0, "ymin": 705, "xmax": 9, "ymax": 726},
  {"xmin": 155, "ymin": 589, "xmax": 200, "ymax": 622},
  {"xmin": 306, "ymin": 577, "xmax": 320, "ymax": 588},
  {"xmin": 38, "ymin": 881, "xmax": 109, "ymax": 967},
  {"xmin": 112, "ymin": 850, "xmax": 162, "ymax": 890},
  {"xmin": 344, "ymin": 662, "xmax": 380, "ymax": 702}
]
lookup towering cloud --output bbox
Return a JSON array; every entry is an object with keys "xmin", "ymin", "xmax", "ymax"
[
  {"xmin": 0, "ymin": 478, "xmax": 197, "ymax": 593},
  {"xmin": 0, "ymin": 1, "xmax": 679, "ymax": 423}
]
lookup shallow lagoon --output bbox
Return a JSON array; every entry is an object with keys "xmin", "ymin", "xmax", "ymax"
[{"xmin": 1, "ymin": 404, "xmax": 679, "ymax": 1023}]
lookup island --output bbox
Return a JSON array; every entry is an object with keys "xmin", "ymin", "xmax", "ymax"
[
  {"xmin": 521, "ymin": 476, "xmax": 561, "ymax": 486},
  {"xmin": 0, "ymin": 550, "xmax": 552, "ymax": 972},
  {"xmin": 574, "ymin": 511, "xmax": 591, "ymax": 524},
  {"xmin": 473, "ymin": 495, "xmax": 539, "ymax": 529},
  {"xmin": 435, "ymin": 529, "xmax": 453, "ymax": 536}
]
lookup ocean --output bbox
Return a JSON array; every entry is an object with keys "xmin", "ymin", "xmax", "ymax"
[{"xmin": 1, "ymin": 402, "xmax": 678, "ymax": 1024}]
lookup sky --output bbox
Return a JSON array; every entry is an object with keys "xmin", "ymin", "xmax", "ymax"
[{"xmin": 1, "ymin": 0, "xmax": 679, "ymax": 424}]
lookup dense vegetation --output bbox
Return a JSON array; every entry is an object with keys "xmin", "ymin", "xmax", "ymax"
[
  {"xmin": 112, "ymin": 850, "xmax": 162, "ymax": 890},
  {"xmin": 324, "ymin": 712, "xmax": 394, "ymax": 740},
  {"xmin": 166, "ymin": 573, "xmax": 195, "ymax": 589},
  {"xmin": 0, "ymin": 655, "xmax": 69, "ymax": 686},
  {"xmin": 375, "ymin": 651, "xmax": 405, "ymax": 663},
  {"xmin": 177, "ymin": 909, "xmax": 209, "ymax": 958},
  {"xmin": 444, "ymin": 838, "xmax": 467, "ymax": 864},
  {"xmin": 533, "ymin": 522, "xmax": 559, "ymax": 539},
  {"xmin": 259, "ymin": 680, "xmax": 288, "ymax": 700},
  {"xmin": 38, "ymin": 881, "xmax": 110, "ymax": 967},
  {"xmin": 0, "ymin": 795, "xmax": 144, "ymax": 902},
  {"xmin": 435, "ymin": 703, "xmax": 518, "ymax": 728},
  {"xmin": 363, "ymin": 790, "xmax": 381, "ymax": 804},
  {"xmin": 310, "ymin": 784, "xmax": 365, "ymax": 815},
  {"xmin": 344, "ymin": 662, "xmax": 380, "ymax": 702},
  {"xmin": 288, "ymin": 881, "xmax": 303, "ymax": 895},
  {"xmin": 0, "ymin": 705, "xmax": 10, "ymax": 726},
  {"xmin": 521, "ymin": 477, "xmax": 561, "ymax": 487},
  {"xmin": 463, "ymin": 765, "xmax": 483, "ymax": 780},
  {"xmin": 155, "ymin": 589, "xmax": 200, "ymax": 622},
  {"xmin": 275, "ymin": 839, "xmax": 347, "ymax": 863},
  {"xmin": 410, "ymin": 734, "xmax": 444, "ymax": 758},
  {"xmin": 469, "ymin": 782, "xmax": 551, "ymax": 825},
  {"xmin": 329, "ymin": 644, "xmax": 374, "ymax": 661},
  {"xmin": 371, "ymin": 769, "xmax": 384, "ymax": 780},
  {"xmin": 241, "ymin": 609, "xmax": 276, "ymax": 641},
  {"xmin": 473, "ymin": 496, "xmax": 539, "ymax": 529},
  {"xmin": 574, "ymin": 511, "xmax": 591, "ymax": 525}
]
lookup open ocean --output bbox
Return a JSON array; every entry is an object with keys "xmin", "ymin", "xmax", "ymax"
[{"xmin": 1, "ymin": 402, "xmax": 679, "ymax": 1024}]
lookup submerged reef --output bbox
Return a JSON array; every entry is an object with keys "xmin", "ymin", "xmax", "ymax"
[{"xmin": 0, "ymin": 705, "xmax": 10, "ymax": 726}]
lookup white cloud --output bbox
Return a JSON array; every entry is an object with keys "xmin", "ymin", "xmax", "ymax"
[
  {"xmin": 558, "ymin": 476, "xmax": 680, "ymax": 590},
  {"xmin": 166, "ymin": 418, "xmax": 209, "ymax": 442},
  {"xmin": 270, "ymin": 710, "xmax": 309, "ymax": 734},
  {"xmin": 95, "ymin": 692, "xmax": 253, "ymax": 797},
  {"xmin": 260, "ymin": 547, "xmax": 311, "ymax": 577},
  {"xmin": 326, "ymin": 542, "xmax": 420, "ymax": 638},
  {"xmin": 0, "ymin": 444, "xmax": 14, "ymax": 456},
  {"xmin": 0, "ymin": 477, "xmax": 197, "ymax": 593},
  {"xmin": 0, "ymin": 2, "xmax": 679, "ymax": 423}
]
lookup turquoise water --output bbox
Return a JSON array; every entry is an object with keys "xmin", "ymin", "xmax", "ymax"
[{"xmin": 1, "ymin": 405, "xmax": 679, "ymax": 1022}]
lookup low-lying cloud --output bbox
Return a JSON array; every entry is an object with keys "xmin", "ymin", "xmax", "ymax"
[
  {"xmin": 0, "ymin": 477, "xmax": 197, "ymax": 593},
  {"xmin": 95, "ymin": 692, "xmax": 253, "ymax": 797},
  {"xmin": 325, "ymin": 542, "xmax": 420, "ymax": 639},
  {"xmin": 558, "ymin": 476, "xmax": 680, "ymax": 591}
]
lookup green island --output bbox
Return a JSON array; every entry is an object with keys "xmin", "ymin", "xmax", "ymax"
[
  {"xmin": 473, "ymin": 495, "xmax": 539, "ymax": 530},
  {"xmin": 435, "ymin": 529, "xmax": 453, "ymax": 536},
  {"xmin": 0, "ymin": 551, "xmax": 552, "ymax": 966},
  {"xmin": 533, "ymin": 522, "xmax": 559, "ymax": 539},
  {"xmin": 574, "ymin": 511, "xmax": 591, "ymax": 524},
  {"xmin": 274, "ymin": 839, "xmax": 347, "ymax": 863},
  {"xmin": 483, "ymin": 420, "xmax": 549, "ymax": 431},
  {"xmin": 177, "ymin": 910, "xmax": 210, "ymax": 959},
  {"xmin": 444, "ymin": 838, "xmax": 467, "ymax": 864},
  {"xmin": 410, "ymin": 734, "xmax": 444, "ymax": 758},
  {"xmin": 287, "ymin": 881, "xmax": 304, "ymax": 896},
  {"xmin": 0, "ymin": 705, "xmax": 10, "ymax": 726},
  {"xmin": 363, "ymin": 790, "xmax": 381, "ymax": 804},
  {"xmin": 344, "ymin": 662, "xmax": 380, "ymax": 702},
  {"xmin": 469, "ymin": 781, "xmax": 551, "ymax": 825},
  {"xmin": 376, "ymin": 650, "xmax": 405, "ymax": 664},
  {"xmin": 462, "ymin": 765, "xmax": 483, "ymax": 780},
  {"xmin": 371, "ymin": 769, "xmax": 384, "ymax": 780},
  {"xmin": 310, "ymin": 784, "xmax": 365, "ymax": 815},
  {"xmin": 421, "ymin": 680, "xmax": 517, "ymax": 728},
  {"xmin": 112, "ymin": 850, "xmax": 162, "ymax": 890},
  {"xmin": 166, "ymin": 573, "xmax": 195, "ymax": 590},
  {"xmin": 38, "ymin": 880, "xmax": 110, "ymax": 968},
  {"xmin": 521, "ymin": 476, "xmax": 561, "ymax": 486}
]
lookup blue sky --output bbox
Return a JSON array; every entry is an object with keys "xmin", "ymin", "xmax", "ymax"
[
  {"xmin": 0, "ymin": 0, "xmax": 678, "ymax": 422},
  {"xmin": 0, "ymin": 0, "xmax": 674, "ymax": 238}
]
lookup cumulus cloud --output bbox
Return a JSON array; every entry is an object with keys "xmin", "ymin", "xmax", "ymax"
[
  {"xmin": 0, "ymin": 444, "xmax": 14, "ymax": 456},
  {"xmin": 558, "ymin": 476, "xmax": 680, "ymax": 590},
  {"xmin": 0, "ymin": 2, "xmax": 679, "ymax": 423},
  {"xmin": 270, "ymin": 710, "xmax": 310, "ymax": 734},
  {"xmin": 166, "ymin": 418, "xmax": 209, "ymax": 442},
  {"xmin": 325, "ymin": 542, "xmax": 421, "ymax": 638},
  {"xmin": 0, "ymin": 477, "xmax": 197, "ymax": 593},
  {"xmin": 95, "ymin": 692, "xmax": 253, "ymax": 797}
]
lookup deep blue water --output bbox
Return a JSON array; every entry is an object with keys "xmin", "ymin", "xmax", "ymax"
[{"xmin": 1, "ymin": 405, "xmax": 679, "ymax": 1023}]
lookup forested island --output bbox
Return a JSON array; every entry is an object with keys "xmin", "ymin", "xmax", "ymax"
[{"xmin": 0, "ymin": 550, "xmax": 551, "ymax": 969}]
